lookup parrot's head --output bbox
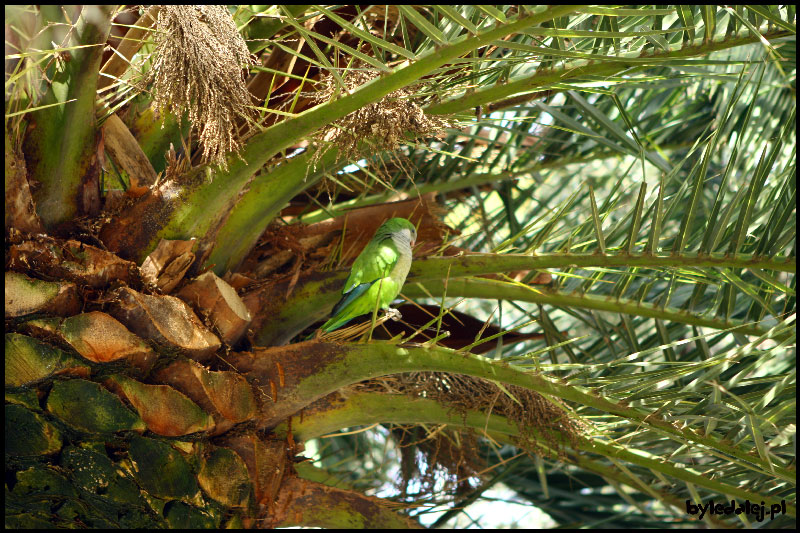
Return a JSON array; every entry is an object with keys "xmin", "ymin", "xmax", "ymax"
[{"xmin": 379, "ymin": 217, "xmax": 417, "ymax": 249}]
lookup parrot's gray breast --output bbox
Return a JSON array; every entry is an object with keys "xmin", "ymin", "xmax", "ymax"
[{"xmin": 390, "ymin": 234, "xmax": 413, "ymax": 286}]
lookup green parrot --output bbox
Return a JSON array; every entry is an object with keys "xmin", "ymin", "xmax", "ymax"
[{"xmin": 318, "ymin": 217, "xmax": 417, "ymax": 333}]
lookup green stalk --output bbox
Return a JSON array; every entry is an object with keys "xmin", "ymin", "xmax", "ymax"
[
  {"xmin": 159, "ymin": 6, "xmax": 584, "ymax": 263},
  {"xmin": 205, "ymin": 147, "xmax": 340, "ymax": 274},
  {"xmin": 276, "ymin": 391, "xmax": 794, "ymax": 517},
  {"xmin": 25, "ymin": 5, "xmax": 113, "ymax": 228},
  {"xmin": 258, "ymin": 342, "xmax": 794, "ymax": 485},
  {"xmin": 405, "ymin": 277, "xmax": 792, "ymax": 341},
  {"xmin": 410, "ymin": 252, "xmax": 796, "ymax": 278},
  {"xmin": 426, "ymin": 28, "xmax": 794, "ymax": 116}
]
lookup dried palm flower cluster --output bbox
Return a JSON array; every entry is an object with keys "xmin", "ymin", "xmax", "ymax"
[
  {"xmin": 350, "ymin": 371, "xmax": 580, "ymax": 496},
  {"xmin": 393, "ymin": 425, "xmax": 485, "ymax": 499},
  {"xmin": 405, "ymin": 372, "xmax": 579, "ymax": 451},
  {"xmin": 310, "ymin": 65, "xmax": 452, "ymax": 170},
  {"xmin": 149, "ymin": 5, "xmax": 256, "ymax": 169}
]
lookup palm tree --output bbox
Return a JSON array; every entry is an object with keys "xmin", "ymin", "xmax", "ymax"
[{"xmin": 5, "ymin": 5, "xmax": 795, "ymax": 528}]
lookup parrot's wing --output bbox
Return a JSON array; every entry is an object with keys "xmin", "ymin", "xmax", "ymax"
[
  {"xmin": 342, "ymin": 237, "xmax": 399, "ymax": 294},
  {"xmin": 329, "ymin": 281, "xmax": 372, "ymax": 319},
  {"xmin": 330, "ymin": 237, "xmax": 398, "ymax": 316}
]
